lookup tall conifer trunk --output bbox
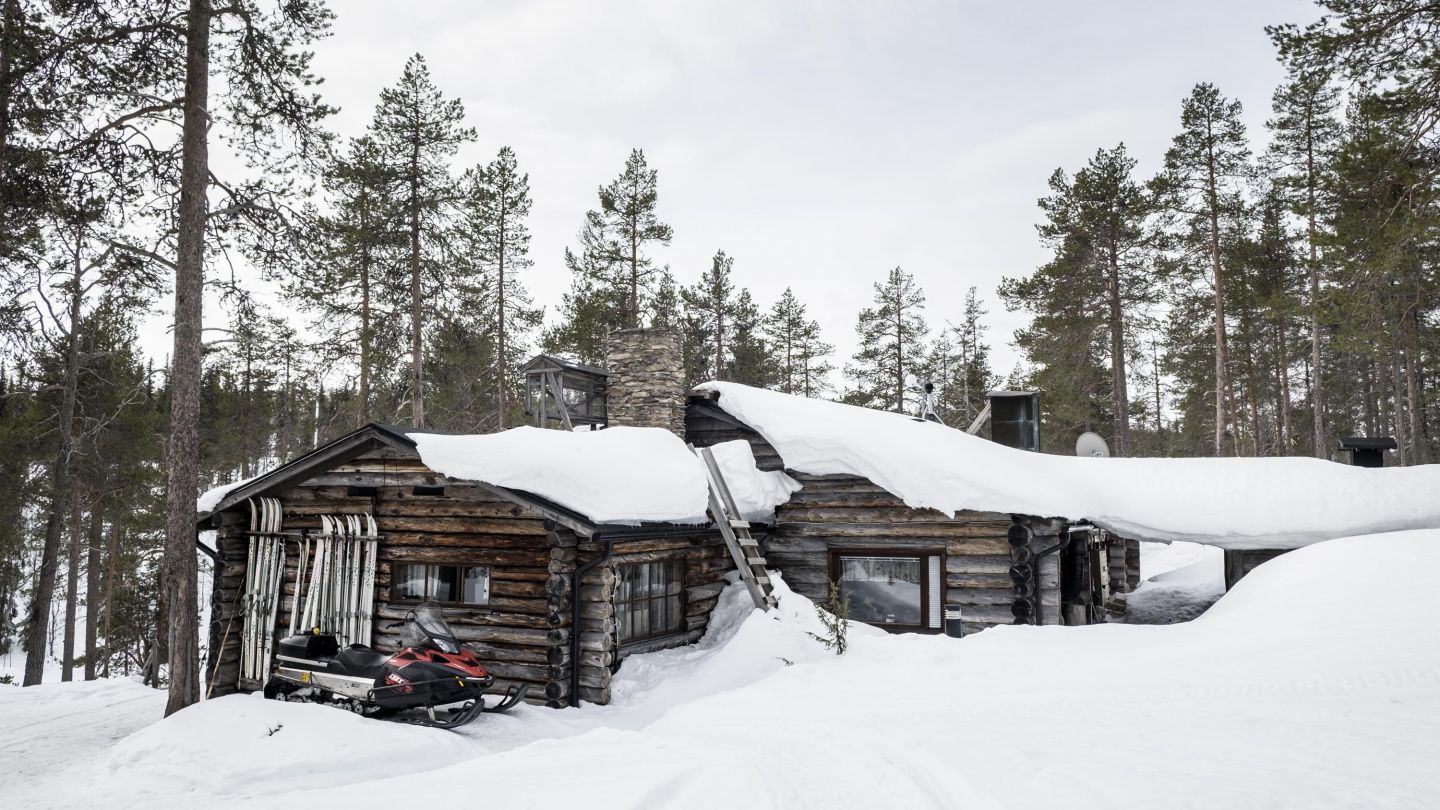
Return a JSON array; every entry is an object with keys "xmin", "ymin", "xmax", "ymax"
[
  {"xmin": 61, "ymin": 491, "xmax": 81, "ymax": 681},
  {"xmin": 1204, "ymin": 126, "xmax": 1232, "ymax": 457},
  {"xmin": 408, "ymin": 141, "xmax": 424, "ymax": 428},
  {"xmin": 163, "ymin": 0, "xmax": 211, "ymax": 716},
  {"xmin": 1306, "ymin": 133, "xmax": 1325, "ymax": 458},
  {"xmin": 84, "ymin": 510, "xmax": 102, "ymax": 680},
  {"xmin": 497, "ymin": 215, "xmax": 507, "ymax": 428},
  {"xmin": 22, "ymin": 225, "xmax": 85, "ymax": 687},
  {"xmin": 1106, "ymin": 231, "xmax": 1129, "ymax": 456}
]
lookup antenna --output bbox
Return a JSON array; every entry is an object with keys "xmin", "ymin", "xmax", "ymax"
[{"xmin": 1075, "ymin": 431, "xmax": 1110, "ymax": 458}]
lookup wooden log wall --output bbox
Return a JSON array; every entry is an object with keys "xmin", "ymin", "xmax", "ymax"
[
  {"xmin": 686, "ymin": 401, "xmax": 1070, "ymax": 635},
  {"xmin": 204, "ymin": 441, "xmax": 734, "ymax": 708},
  {"xmin": 571, "ymin": 531, "xmax": 731, "ymax": 705}
]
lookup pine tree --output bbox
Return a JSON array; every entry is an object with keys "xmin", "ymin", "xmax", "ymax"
[
  {"xmin": 765, "ymin": 288, "xmax": 811, "ymax": 395},
  {"xmin": 291, "ymin": 136, "xmax": 406, "ymax": 427},
  {"xmin": 681, "ymin": 250, "xmax": 737, "ymax": 383},
  {"xmin": 847, "ymin": 267, "xmax": 928, "ymax": 413},
  {"xmin": 546, "ymin": 149, "xmax": 672, "ymax": 360},
  {"xmin": 370, "ymin": 53, "xmax": 475, "ymax": 428},
  {"xmin": 1152, "ymin": 84, "xmax": 1252, "ymax": 456},
  {"xmin": 1267, "ymin": 67, "xmax": 1341, "ymax": 458},
  {"xmin": 464, "ymin": 146, "xmax": 541, "ymax": 428},
  {"xmin": 929, "ymin": 287, "xmax": 997, "ymax": 426},
  {"xmin": 729, "ymin": 289, "xmax": 776, "ymax": 388}
]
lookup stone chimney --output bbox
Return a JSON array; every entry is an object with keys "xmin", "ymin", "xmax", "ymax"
[{"xmin": 605, "ymin": 328, "xmax": 685, "ymax": 437}]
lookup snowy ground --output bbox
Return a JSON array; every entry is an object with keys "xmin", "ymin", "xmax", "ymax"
[{"xmin": 3, "ymin": 531, "xmax": 1438, "ymax": 809}]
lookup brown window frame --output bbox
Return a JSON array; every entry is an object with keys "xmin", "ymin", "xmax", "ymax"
[
  {"xmin": 615, "ymin": 559, "xmax": 687, "ymax": 647},
  {"xmin": 828, "ymin": 548, "xmax": 943, "ymax": 632},
  {"xmin": 392, "ymin": 562, "xmax": 491, "ymax": 607}
]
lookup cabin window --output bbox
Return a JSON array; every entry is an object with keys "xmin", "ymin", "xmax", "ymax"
[
  {"xmin": 412, "ymin": 486, "xmax": 446, "ymax": 497},
  {"xmin": 393, "ymin": 563, "xmax": 490, "ymax": 606},
  {"xmin": 829, "ymin": 551, "xmax": 943, "ymax": 630},
  {"xmin": 616, "ymin": 560, "xmax": 685, "ymax": 645}
]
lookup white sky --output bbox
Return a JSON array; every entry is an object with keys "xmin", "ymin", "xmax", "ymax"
[{"xmin": 155, "ymin": 0, "xmax": 1320, "ymax": 385}]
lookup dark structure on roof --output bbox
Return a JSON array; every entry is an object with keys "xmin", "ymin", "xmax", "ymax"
[
  {"xmin": 1337, "ymin": 436, "xmax": 1397, "ymax": 468},
  {"xmin": 521, "ymin": 354, "xmax": 609, "ymax": 430}
]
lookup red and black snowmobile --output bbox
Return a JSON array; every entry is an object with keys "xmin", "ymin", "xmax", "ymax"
[{"xmin": 263, "ymin": 603, "xmax": 528, "ymax": 729}]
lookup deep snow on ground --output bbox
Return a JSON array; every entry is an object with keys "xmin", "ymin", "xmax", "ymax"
[
  {"xmin": 3, "ymin": 531, "xmax": 1439, "ymax": 809},
  {"xmin": 1125, "ymin": 541, "xmax": 1227, "ymax": 624},
  {"xmin": 699, "ymin": 381, "xmax": 1440, "ymax": 548}
]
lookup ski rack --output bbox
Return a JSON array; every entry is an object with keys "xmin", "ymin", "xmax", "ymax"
[
  {"xmin": 692, "ymin": 445, "xmax": 777, "ymax": 611},
  {"xmin": 240, "ymin": 498, "xmax": 286, "ymax": 685},
  {"xmin": 296, "ymin": 513, "xmax": 379, "ymax": 648}
]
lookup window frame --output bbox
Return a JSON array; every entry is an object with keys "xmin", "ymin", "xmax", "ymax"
[
  {"xmin": 828, "ymin": 548, "xmax": 943, "ymax": 632},
  {"xmin": 391, "ymin": 561, "xmax": 491, "ymax": 607},
  {"xmin": 615, "ymin": 559, "xmax": 688, "ymax": 648}
]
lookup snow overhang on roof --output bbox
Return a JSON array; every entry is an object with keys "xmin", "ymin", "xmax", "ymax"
[{"xmin": 693, "ymin": 381, "xmax": 1440, "ymax": 550}]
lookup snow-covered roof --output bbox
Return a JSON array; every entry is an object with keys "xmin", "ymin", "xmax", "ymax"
[
  {"xmin": 696, "ymin": 381, "xmax": 1440, "ymax": 550},
  {"xmin": 198, "ymin": 422, "xmax": 797, "ymax": 528},
  {"xmin": 411, "ymin": 425, "xmax": 795, "ymax": 526}
]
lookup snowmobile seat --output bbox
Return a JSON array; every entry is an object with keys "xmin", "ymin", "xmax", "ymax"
[{"xmin": 333, "ymin": 645, "xmax": 391, "ymax": 679}]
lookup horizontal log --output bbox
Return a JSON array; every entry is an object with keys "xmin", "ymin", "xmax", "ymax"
[
  {"xmin": 377, "ymin": 532, "xmax": 551, "ymax": 550},
  {"xmin": 378, "ymin": 516, "xmax": 547, "ymax": 535},
  {"xmin": 378, "ymin": 546, "xmax": 550, "ymax": 565},
  {"xmin": 777, "ymin": 524, "xmax": 1013, "ymax": 545}
]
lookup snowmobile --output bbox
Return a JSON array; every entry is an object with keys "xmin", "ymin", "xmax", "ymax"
[{"xmin": 262, "ymin": 602, "xmax": 528, "ymax": 729}]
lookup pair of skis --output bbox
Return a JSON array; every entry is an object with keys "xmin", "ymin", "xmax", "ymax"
[
  {"xmin": 296, "ymin": 514, "xmax": 377, "ymax": 647},
  {"xmin": 241, "ymin": 498, "xmax": 286, "ymax": 684}
]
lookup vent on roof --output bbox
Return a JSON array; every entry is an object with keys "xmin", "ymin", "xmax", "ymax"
[
  {"xmin": 347, "ymin": 485, "xmax": 378, "ymax": 498},
  {"xmin": 412, "ymin": 486, "xmax": 446, "ymax": 497}
]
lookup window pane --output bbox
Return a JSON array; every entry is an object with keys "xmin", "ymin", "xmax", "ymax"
[
  {"xmin": 839, "ymin": 556, "xmax": 922, "ymax": 625},
  {"xmin": 431, "ymin": 565, "xmax": 459, "ymax": 603},
  {"xmin": 397, "ymin": 564, "xmax": 428, "ymax": 601},
  {"xmin": 462, "ymin": 566, "xmax": 490, "ymax": 605},
  {"xmin": 618, "ymin": 561, "xmax": 686, "ymax": 644}
]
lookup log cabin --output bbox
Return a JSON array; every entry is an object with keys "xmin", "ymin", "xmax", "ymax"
[
  {"xmin": 685, "ymin": 386, "xmax": 1141, "ymax": 635},
  {"xmin": 199, "ymin": 327, "xmax": 1143, "ymax": 712},
  {"xmin": 198, "ymin": 421, "xmax": 740, "ymax": 708}
]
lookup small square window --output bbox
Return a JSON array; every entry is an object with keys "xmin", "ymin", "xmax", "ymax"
[{"xmin": 616, "ymin": 560, "xmax": 685, "ymax": 644}]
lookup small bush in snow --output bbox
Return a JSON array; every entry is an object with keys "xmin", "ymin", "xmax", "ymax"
[{"xmin": 808, "ymin": 581, "xmax": 849, "ymax": 655}]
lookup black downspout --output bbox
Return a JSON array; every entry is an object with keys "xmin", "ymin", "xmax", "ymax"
[
  {"xmin": 1031, "ymin": 534, "xmax": 1066, "ymax": 626},
  {"xmin": 570, "ymin": 535, "xmax": 615, "ymax": 707}
]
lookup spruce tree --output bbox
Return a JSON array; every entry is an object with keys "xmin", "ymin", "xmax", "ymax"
[
  {"xmin": 847, "ymin": 267, "xmax": 928, "ymax": 413},
  {"xmin": 370, "ymin": 53, "xmax": 475, "ymax": 428},
  {"xmin": 729, "ymin": 289, "xmax": 776, "ymax": 388},
  {"xmin": 765, "ymin": 288, "xmax": 811, "ymax": 395}
]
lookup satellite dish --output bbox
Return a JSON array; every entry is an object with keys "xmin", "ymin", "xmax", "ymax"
[{"xmin": 1075, "ymin": 431, "xmax": 1110, "ymax": 458}]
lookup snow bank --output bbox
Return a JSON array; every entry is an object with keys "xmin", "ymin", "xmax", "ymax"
[
  {"xmin": 411, "ymin": 427, "xmax": 793, "ymax": 526},
  {"xmin": 108, "ymin": 695, "xmax": 477, "ymax": 799},
  {"xmin": 6, "ymin": 531, "xmax": 1440, "ymax": 809},
  {"xmin": 699, "ymin": 382, "xmax": 1440, "ymax": 549}
]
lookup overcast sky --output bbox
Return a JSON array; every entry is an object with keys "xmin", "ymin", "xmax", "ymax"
[{"xmin": 166, "ymin": 0, "xmax": 1323, "ymax": 383}]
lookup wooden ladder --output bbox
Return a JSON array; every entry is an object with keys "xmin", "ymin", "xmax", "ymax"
[{"xmin": 694, "ymin": 445, "xmax": 778, "ymax": 611}]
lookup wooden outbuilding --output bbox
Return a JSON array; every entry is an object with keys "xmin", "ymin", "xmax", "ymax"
[{"xmin": 200, "ymin": 422, "xmax": 732, "ymax": 708}]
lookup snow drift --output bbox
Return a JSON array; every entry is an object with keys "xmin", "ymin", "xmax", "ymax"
[
  {"xmin": 8, "ymin": 529, "xmax": 1433, "ymax": 809},
  {"xmin": 699, "ymin": 381, "xmax": 1440, "ymax": 548}
]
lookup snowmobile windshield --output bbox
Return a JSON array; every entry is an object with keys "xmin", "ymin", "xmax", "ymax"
[{"xmin": 404, "ymin": 603, "xmax": 461, "ymax": 654}]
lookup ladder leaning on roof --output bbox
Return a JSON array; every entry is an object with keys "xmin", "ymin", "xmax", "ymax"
[{"xmin": 692, "ymin": 444, "xmax": 778, "ymax": 611}]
